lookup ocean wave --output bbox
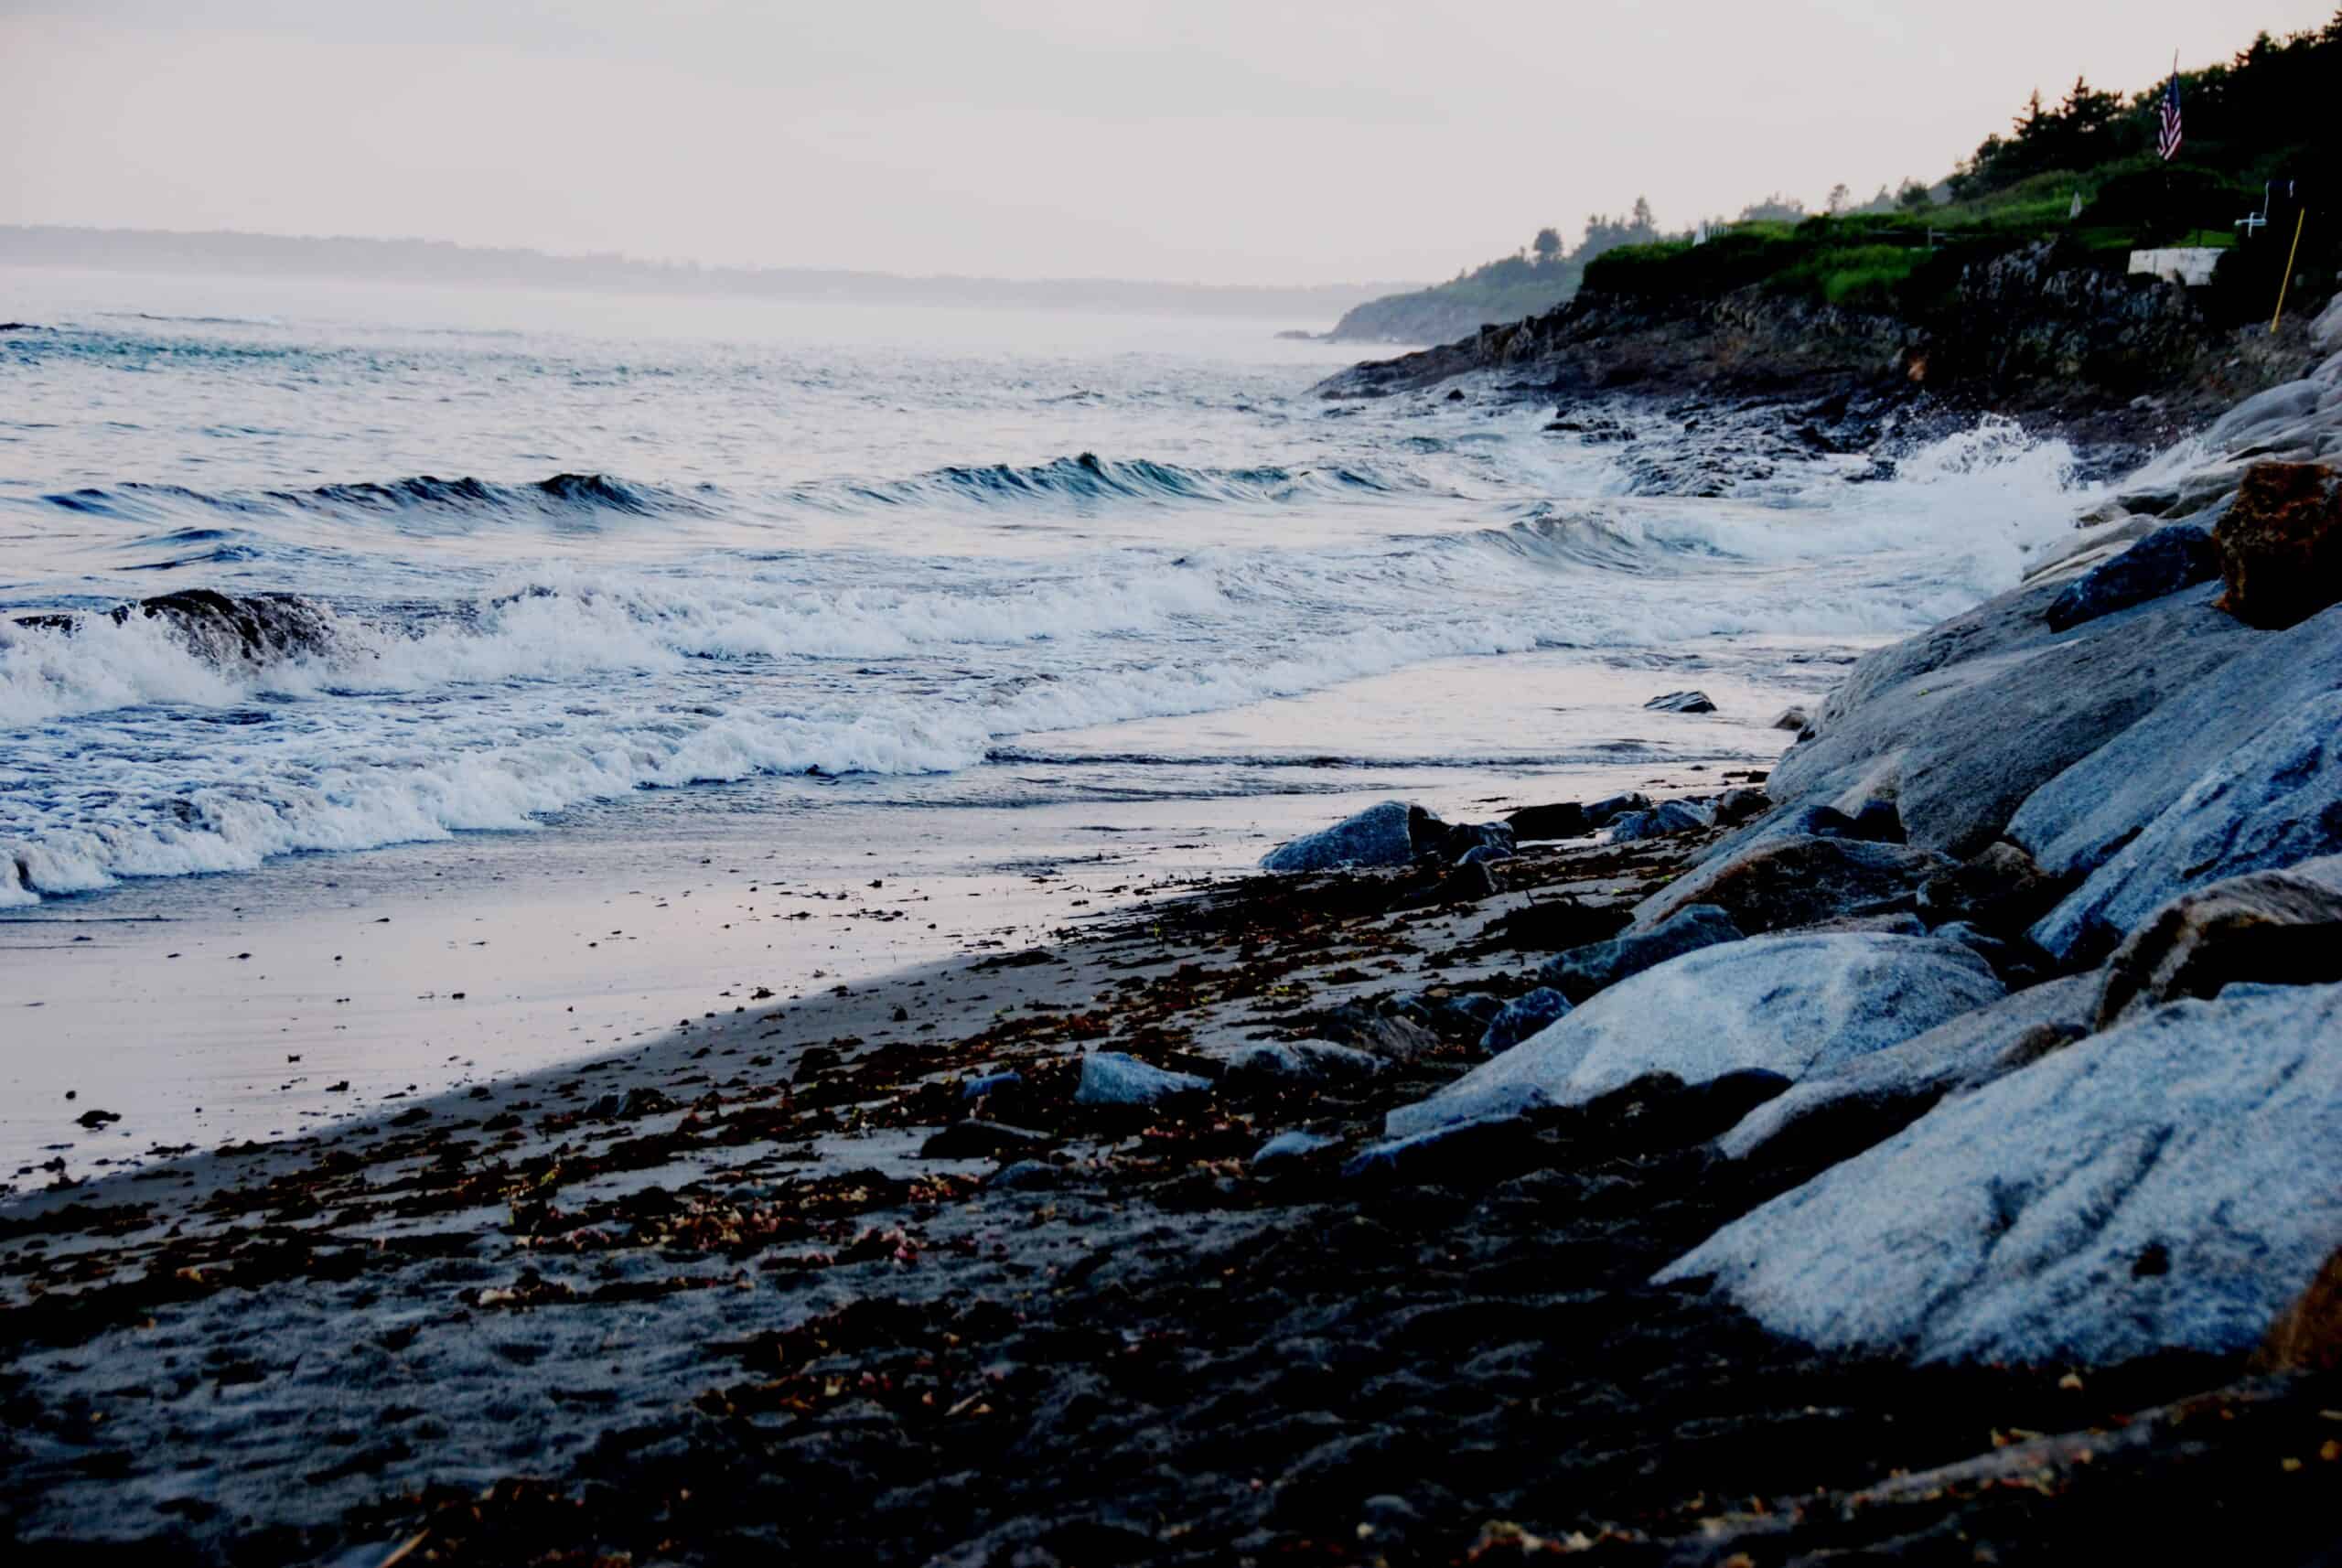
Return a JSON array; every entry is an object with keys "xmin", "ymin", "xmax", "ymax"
[
  {"xmin": 816, "ymin": 452, "xmax": 1410, "ymax": 510},
  {"xmin": 39, "ymin": 472, "xmax": 706, "ymax": 525}
]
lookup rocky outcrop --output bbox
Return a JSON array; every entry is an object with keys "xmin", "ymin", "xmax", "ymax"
[
  {"xmin": 1659, "ymin": 983, "xmax": 2342, "ymax": 1365},
  {"xmin": 1391, "ymin": 932, "xmax": 2001, "ymax": 1138},
  {"xmin": 1258, "ymin": 802, "xmax": 1511, "ymax": 873},
  {"xmin": 2213, "ymin": 461, "xmax": 2342, "ymax": 629}
]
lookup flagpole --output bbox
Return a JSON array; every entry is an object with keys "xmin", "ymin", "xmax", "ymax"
[{"xmin": 2272, "ymin": 209, "xmax": 2307, "ymax": 333}]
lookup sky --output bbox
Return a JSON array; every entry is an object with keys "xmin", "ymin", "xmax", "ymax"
[{"xmin": 1, "ymin": 0, "xmax": 2332, "ymax": 286}]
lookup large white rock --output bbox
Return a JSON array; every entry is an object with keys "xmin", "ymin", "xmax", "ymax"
[
  {"xmin": 1385, "ymin": 932, "xmax": 2002, "ymax": 1138},
  {"xmin": 1659, "ymin": 982, "xmax": 2342, "ymax": 1365}
]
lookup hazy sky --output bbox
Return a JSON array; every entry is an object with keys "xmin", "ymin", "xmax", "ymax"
[{"xmin": 2, "ymin": 1, "xmax": 2330, "ymax": 285}]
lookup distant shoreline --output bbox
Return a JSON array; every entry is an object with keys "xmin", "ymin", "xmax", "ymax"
[{"xmin": 0, "ymin": 224, "xmax": 1418, "ymax": 323}]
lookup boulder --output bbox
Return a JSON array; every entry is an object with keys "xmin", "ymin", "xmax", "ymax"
[
  {"xmin": 1774, "ymin": 800, "xmax": 1903, "ymax": 843},
  {"xmin": 1073, "ymin": 1052, "xmax": 1210, "ymax": 1106},
  {"xmin": 2212, "ymin": 461, "xmax": 2342, "ymax": 629},
  {"xmin": 1915, "ymin": 841, "xmax": 2066, "ymax": 935},
  {"xmin": 1606, "ymin": 799, "xmax": 1712, "ymax": 843},
  {"xmin": 1251, "ymin": 1130, "xmax": 1338, "ymax": 1171},
  {"xmin": 1422, "ymin": 819, "xmax": 1516, "ymax": 863},
  {"xmin": 1713, "ymin": 972, "xmax": 2099, "ymax": 1166},
  {"xmin": 1659, "ymin": 983, "xmax": 2342, "ymax": 1365},
  {"xmin": 2043, "ymin": 521, "xmax": 2218, "ymax": 632},
  {"xmin": 1456, "ymin": 842, "xmax": 1513, "ymax": 867},
  {"xmin": 1768, "ymin": 706, "xmax": 1811, "ymax": 733},
  {"xmin": 1505, "ymin": 801, "xmax": 1588, "ymax": 842},
  {"xmin": 2008, "ymin": 603, "xmax": 2342, "ymax": 884},
  {"xmin": 1644, "ymin": 690, "xmax": 1717, "ymax": 714},
  {"xmin": 1711, "ymin": 787, "xmax": 1768, "ymax": 826},
  {"xmin": 1763, "ymin": 581, "xmax": 2258, "ymax": 856},
  {"xmin": 1537, "ymin": 904, "xmax": 1743, "ymax": 1004},
  {"xmin": 1478, "ymin": 988, "xmax": 1572, "ymax": 1055},
  {"xmin": 1393, "ymin": 932, "xmax": 2002, "ymax": 1138},
  {"xmin": 1223, "ymin": 1040, "xmax": 1385, "ymax": 1090},
  {"xmin": 1633, "ymin": 833, "xmax": 1951, "ymax": 935},
  {"xmin": 2031, "ymin": 690, "xmax": 2342, "ymax": 961},
  {"xmin": 1315, "ymin": 1003, "xmax": 1442, "ymax": 1065},
  {"xmin": 1259, "ymin": 801, "xmax": 1415, "ymax": 872},
  {"xmin": 1582, "ymin": 791, "xmax": 1651, "ymax": 829},
  {"xmin": 2092, "ymin": 856, "xmax": 2342, "ymax": 1028},
  {"xmin": 1471, "ymin": 897, "xmax": 1631, "ymax": 953},
  {"xmin": 1341, "ymin": 1114, "xmax": 1539, "ymax": 1185}
]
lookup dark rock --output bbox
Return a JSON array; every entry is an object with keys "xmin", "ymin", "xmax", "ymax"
[
  {"xmin": 1539, "ymin": 904, "xmax": 1743, "ymax": 1004},
  {"xmin": 1478, "ymin": 988, "xmax": 1572, "ymax": 1054},
  {"xmin": 919, "ymin": 1120, "xmax": 1055, "ymax": 1160},
  {"xmin": 1769, "ymin": 706, "xmax": 1812, "ymax": 732},
  {"xmin": 1421, "ymin": 818, "xmax": 1515, "ymax": 864},
  {"xmin": 2093, "ymin": 857, "xmax": 2342, "ymax": 1028},
  {"xmin": 1316, "ymin": 1004, "xmax": 1443, "ymax": 1065},
  {"xmin": 1455, "ymin": 842, "xmax": 1512, "ymax": 867},
  {"xmin": 983, "ymin": 1160, "xmax": 1062, "ymax": 1191},
  {"xmin": 2259, "ymin": 1244, "xmax": 2342, "ymax": 1373},
  {"xmin": 120, "ymin": 588, "xmax": 338, "ymax": 666},
  {"xmin": 1916, "ymin": 841, "xmax": 2068, "ymax": 934},
  {"xmin": 1223, "ymin": 1040, "xmax": 1383, "ymax": 1090},
  {"xmin": 2214, "ymin": 461, "xmax": 2342, "ymax": 629},
  {"xmin": 962, "ymin": 1070, "xmax": 1024, "ymax": 1101},
  {"xmin": 1644, "ymin": 690, "xmax": 1717, "ymax": 714},
  {"xmin": 1472, "ymin": 897, "xmax": 1630, "ymax": 953},
  {"xmin": 2045, "ymin": 521, "xmax": 2218, "ymax": 632},
  {"xmin": 1635, "ymin": 833, "xmax": 1952, "ymax": 935},
  {"xmin": 73, "ymin": 1109, "xmax": 120, "ymax": 1129},
  {"xmin": 1712, "ymin": 787, "xmax": 1769, "ymax": 826},
  {"xmin": 1259, "ymin": 801, "xmax": 1416, "ymax": 872},
  {"xmin": 1340, "ymin": 1114, "xmax": 1540, "ymax": 1185},
  {"xmin": 1582, "ymin": 791, "xmax": 1651, "ymax": 829},
  {"xmin": 1503, "ymin": 801, "xmax": 1588, "ymax": 841},
  {"xmin": 1606, "ymin": 799, "xmax": 1713, "ymax": 843}
]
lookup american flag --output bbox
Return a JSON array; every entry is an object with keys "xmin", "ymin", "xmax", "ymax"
[{"xmin": 2157, "ymin": 64, "xmax": 2184, "ymax": 161}]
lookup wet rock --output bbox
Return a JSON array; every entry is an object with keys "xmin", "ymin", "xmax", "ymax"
[
  {"xmin": 1474, "ymin": 897, "xmax": 1631, "ymax": 953},
  {"xmin": 1634, "ymin": 833, "xmax": 1951, "ymax": 935},
  {"xmin": 1606, "ymin": 799, "xmax": 1712, "ymax": 843},
  {"xmin": 121, "ymin": 588, "xmax": 339, "ymax": 666},
  {"xmin": 1582, "ymin": 791, "xmax": 1650, "ymax": 829},
  {"xmin": 1661, "ymin": 982, "xmax": 2342, "ymax": 1364},
  {"xmin": 1398, "ymin": 932, "xmax": 2001, "ymax": 1137},
  {"xmin": 2204, "ymin": 380, "xmax": 2325, "ymax": 455},
  {"xmin": 1073, "ymin": 1052, "xmax": 1210, "ymax": 1106},
  {"xmin": 1503, "ymin": 801, "xmax": 1588, "ymax": 842},
  {"xmin": 1644, "ymin": 690, "xmax": 1717, "ymax": 714},
  {"xmin": 1916, "ymin": 841, "xmax": 2066, "ymax": 934},
  {"xmin": 1478, "ymin": 988, "xmax": 1572, "ymax": 1055},
  {"xmin": 2032, "ymin": 690, "xmax": 2342, "ymax": 961},
  {"xmin": 1711, "ymin": 786, "xmax": 1768, "ymax": 826},
  {"xmin": 1251, "ymin": 1130, "xmax": 1338, "ymax": 1171},
  {"xmin": 73, "ymin": 1109, "xmax": 120, "ymax": 1130},
  {"xmin": 2044, "ymin": 521, "xmax": 2219, "ymax": 632},
  {"xmin": 1423, "ymin": 819, "xmax": 1515, "ymax": 864},
  {"xmin": 1259, "ymin": 800, "xmax": 1416, "ymax": 872},
  {"xmin": 1769, "ymin": 706, "xmax": 1811, "ymax": 732},
  {"xmin": 1537, "ymin": 904, "xmax": 1743, "ymax": 1004},
  {"xmin": 919, "ymin": 1120, "xmax": 1054, "ymax": 1160},
  {"xmin": 2092, "ymin": 856, "xmax": 2342, "ymax": 1028},
  {"xmin": 2212, "ymin": 461, "xmax": 2342, "ymax": 629}
]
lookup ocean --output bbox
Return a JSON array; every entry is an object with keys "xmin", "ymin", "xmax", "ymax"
[{"xmin": 0, "ymin": 264, "xmax": 2102, "ymax": 1173}]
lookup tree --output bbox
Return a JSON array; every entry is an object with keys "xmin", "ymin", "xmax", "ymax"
[
  {"xmin": 1826, "ymin": 182, "xmax": 1853, "ymax": 215},
  {"xmin": 1737, "ymin": 192, "xmax": 1806, "ymax": 223},
  {"xmin": 1531, "ymin": 226, "xmax": 1563, "ymax": 263},
  {"xmin": 1896, "ymin": 178, "xmax": 1935, "ymax": 212}
]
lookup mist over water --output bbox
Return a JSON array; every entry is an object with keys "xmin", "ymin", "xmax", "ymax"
[{"xmin": 0, "ymin": 269, "xmax": 2101, "ymax": 908}]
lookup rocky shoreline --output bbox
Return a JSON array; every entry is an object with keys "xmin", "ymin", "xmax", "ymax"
[{"xmin": 8, "ymin": 313, "xmax": 2342, "ymax": 1565}]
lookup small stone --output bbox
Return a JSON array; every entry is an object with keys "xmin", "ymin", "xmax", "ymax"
[
  {"xmin": 1251, "ymin": 1130, "xmax": 1338, "ymax": 1170},
  {"xmin": 1644, "ymin": 690, "xmax": 1717, "ymax": 714}
]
